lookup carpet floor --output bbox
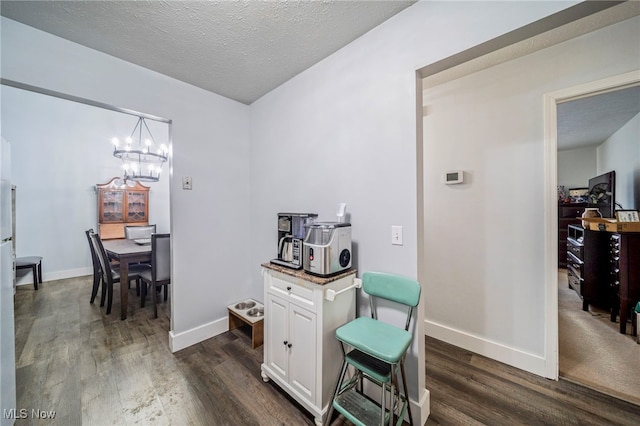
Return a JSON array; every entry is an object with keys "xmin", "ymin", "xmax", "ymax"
[{"xmin": 558, "ymin": 269, "xmax": 640, "ymax": 406}]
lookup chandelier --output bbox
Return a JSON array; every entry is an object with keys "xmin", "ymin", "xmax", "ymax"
[{"xmin": 112, "ymin": 117, "xmax": 169, "ymax": 182}]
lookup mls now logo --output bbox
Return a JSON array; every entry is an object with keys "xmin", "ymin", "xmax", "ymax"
[{"xmin": 4, "ymin": 408, "xmax": 56, "ymax": 419}]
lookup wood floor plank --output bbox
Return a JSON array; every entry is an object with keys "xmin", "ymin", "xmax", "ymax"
[{"xmin": 12, "ymin": 277, "xmax": 640, "ymax": 425}]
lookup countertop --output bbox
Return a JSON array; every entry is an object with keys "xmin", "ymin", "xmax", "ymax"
[{"xmin": 261, "ymin": 262, "xmax": 356, "ymax": 285}]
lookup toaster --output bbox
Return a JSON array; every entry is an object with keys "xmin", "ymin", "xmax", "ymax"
[{"xmin": 303, "ymin": 222, "xmax": 352, "ymax": 277}]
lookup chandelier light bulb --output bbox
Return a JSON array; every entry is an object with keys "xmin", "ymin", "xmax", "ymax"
[
  {"xmin": 112, "ymin": 137, "xmax": 119, "ymax": 147},
  {"xmin": 125, "ymin": 136, "xmax": 133, "ymax": 144}
]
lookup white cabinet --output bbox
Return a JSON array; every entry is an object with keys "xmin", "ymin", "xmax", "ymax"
[{"xmin": 261, "ymin": 265, "xmax": 356, "ymax": 426}]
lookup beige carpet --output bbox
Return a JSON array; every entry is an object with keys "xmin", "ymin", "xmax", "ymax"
[{"xmin": 558, "ymin": 269, "xmax": 640, "ymax": 406}]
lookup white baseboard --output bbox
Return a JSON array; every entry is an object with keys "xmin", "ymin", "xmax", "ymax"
[
  {"xmin": 425, "ymin": 319, "xmax": 546, "ymax": 377},
  {"xmin": 169, "ymin": 316, "xmax": 228, "ymax": 352},
  {"xmin": 412, "ymin": 388, "xmax": 430, "ymax": 425},
  {"xmin": 15, "ymin": 267, "xmax": 92, "ymax": 286}
]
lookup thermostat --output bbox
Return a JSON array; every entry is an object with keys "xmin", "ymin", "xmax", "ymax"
[{"xmin": 444, "ymin": 170, "xmax": 464, "ymax": 185}]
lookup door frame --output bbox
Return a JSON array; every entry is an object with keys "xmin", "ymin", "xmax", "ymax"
[{"xmin": 542, "ymin": 70, "xmax": 640, "ymax": 379}]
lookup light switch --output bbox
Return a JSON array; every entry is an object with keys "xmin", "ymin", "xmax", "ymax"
[
  {"xmin": 182, "ymin": 176, "xmax": 192, "ymax": 190},
  {"xmin": 391, "ymin": 226, "xmax": 403, "ymax": 246}
]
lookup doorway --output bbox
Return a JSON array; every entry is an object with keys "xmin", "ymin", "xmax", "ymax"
[
  {"xmin": 1, "ymin": 81, "xmax": 172, "ymax": 294},
  {"xmin": 420, "ymin": 6, "xmax": 639, "ymax": 395},
  {"xmin": 544, "ymin": 71, "xmax": 640, "ymax": 405}
]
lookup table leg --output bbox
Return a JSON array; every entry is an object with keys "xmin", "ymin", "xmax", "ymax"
[{"xmin": 120, "ymin": 262, "xmax": 129, "ymax": 320}]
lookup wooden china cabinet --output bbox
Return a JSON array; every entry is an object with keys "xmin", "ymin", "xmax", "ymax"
[{"xmin": 96, "ymin": 177, "xmax": 149, "ymax": 239}]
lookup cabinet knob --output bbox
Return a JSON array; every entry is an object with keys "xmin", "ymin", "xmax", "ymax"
[
  {"xmin": 283, "ymin": 340, "xmax": 288, "ymax": 346},
  {"xmin": 287, "ymin": 343, "xmax": 292, "ymax": 348},
  {"xmin": 286, "ymin": 286, "xmax": 292, "ymax": 291}
]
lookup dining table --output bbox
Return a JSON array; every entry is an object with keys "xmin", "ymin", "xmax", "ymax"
[{"xmin": 103, "ymin": 238, "xmax": 152, "ymax": 320}]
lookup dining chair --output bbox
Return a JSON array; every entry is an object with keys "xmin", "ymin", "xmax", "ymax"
[
  {"xmin": 90, "ymin": 231, "xmax": 149, "ymax": 315},
  {"xmin": 124, "ymin": 224, "xmax": 157, "ymax": 240},
  {"xmin": 139, "ymin": 233, "xmax": 170, "ymax": 318},
  {"xmin": 85, "ymin": 229, "xmax": 103, "ymax": 304}
]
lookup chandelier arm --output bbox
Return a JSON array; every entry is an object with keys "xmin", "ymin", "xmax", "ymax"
[
  {"xmin": 129, "ymin": 117, "xmax": 142, "ymax": 140},
  {"xmin": 141, "ymin": 117, "xmax": 157, "ymax": 144}
]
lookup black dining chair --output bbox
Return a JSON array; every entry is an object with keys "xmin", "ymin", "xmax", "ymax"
[
  {"xmin": 85, "ymin": 229, "xmax": 103, "ymax": 304},
  {"xmin": 139, "ymin": 233, "xmax": 170, "ymax": 318},
  {"xmin": 90, "ymin": 231, "xmax": 149, "ymax": 315}
]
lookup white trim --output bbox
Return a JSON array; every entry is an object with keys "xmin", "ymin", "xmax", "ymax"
[
  {"xmin": 425, "ymin": 320, "xmax": 546, "ymax": 377},
  {"xmin": 169, "ymin": 316, "xmax": 228, "ymax": 352},
  {"xmin": 412, "ymin": 388, "xmax": 431, "ymax": 426},
  {"xmin": 543, "ymin": 90, "xmax": 560, "ymax": 380},
  {"xmin": 15, "ymin": 267, "xmax": 92, "ymax": 286},
  {"xmin": 542, "ymin": 70, "xmax": 640, "ymax": 380}
]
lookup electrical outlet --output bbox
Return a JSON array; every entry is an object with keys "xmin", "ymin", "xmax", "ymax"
[
  {"xmin": 391, "ymin": 225, "xmax": 403, "ymax": 246},
  {"xmin": 182, "ymin": 176, "xmax": 192, "ymax": 190}
]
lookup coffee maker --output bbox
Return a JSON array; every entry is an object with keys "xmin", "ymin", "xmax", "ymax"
[{"xmin": 270, "ymin": 213, "xmax": 318, "ymax": 269}]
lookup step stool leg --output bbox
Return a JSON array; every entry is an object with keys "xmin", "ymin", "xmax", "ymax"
[
  {"xmin": 400, "ymin": 359, "xmax": 413, "ymax": 426},
  {"xmin": 325, "ymin": 358, "xmax": 348, "ymax": 426},
  {"xmin": 380, "ymin": 380, "xmax": 386, "ymax": 426}
]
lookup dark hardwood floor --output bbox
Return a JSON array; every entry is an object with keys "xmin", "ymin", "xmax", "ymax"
[{"xmin": 12, "ymin": 276, "xmax": 640, "ymax": 425}]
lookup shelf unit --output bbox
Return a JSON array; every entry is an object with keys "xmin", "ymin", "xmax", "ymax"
[
  {"xmin": 566, "ymin": 224, "xmax": 610, "ymax": 311},
  {"xmin": 96, "ymin": 177, "xmax": 149, "ymax": 240}
]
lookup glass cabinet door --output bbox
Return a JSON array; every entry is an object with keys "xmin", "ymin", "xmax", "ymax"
[
  {"xmin": 100, "ymin": 189, "xmax": 124, "ymax": 223},
  {"xmin": 126, "ymin": 190, "xmax": 148, "ymax": 223}
]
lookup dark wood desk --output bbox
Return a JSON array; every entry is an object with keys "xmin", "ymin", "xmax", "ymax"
[{"xmin": 103, "ymin": 239, "xmax": 151, "ymax": 320}]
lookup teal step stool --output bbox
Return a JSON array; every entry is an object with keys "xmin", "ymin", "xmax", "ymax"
[{"xmin": 325, "ymin": 272, "xmax": 421, "ymax": 426}]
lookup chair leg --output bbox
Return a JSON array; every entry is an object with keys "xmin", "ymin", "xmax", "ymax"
[
  {"xmin": 152, "ymin": 284, "xmax": 158, "ymax": 318},
  {"xmin": 164, "ymin": 284, "xmax": 168, "ymax": 301},
  {"xmin": 141, "ymin": 281, "xmax": 147, "ymax": 308},
  {"xmin": 32, "ymin": 264, "xmax": 38, "ymax": 290},
  {"xmin": 90, "ymin": 271, "xmax": 100, "ymax": 304},
  {"xmin": 106, "ymin": 281, "xmax": 114, "ymax": 315},
  {"xmin": 100, "ymin": 277, "xmax": 107, "ymax": 307}
]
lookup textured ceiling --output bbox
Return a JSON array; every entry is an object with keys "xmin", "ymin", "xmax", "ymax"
[
  {"xmin": 557, "ymin": 86, "xmax": 640, "ymax": 151},
  {"xmin": 0, "ymin": 0, "xmax": 415, "ymax": 104}
]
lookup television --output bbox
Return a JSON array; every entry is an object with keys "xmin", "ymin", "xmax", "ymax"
[{"xmin": 587, "ymin": 171, "xmax": 616, "ymax": 218}]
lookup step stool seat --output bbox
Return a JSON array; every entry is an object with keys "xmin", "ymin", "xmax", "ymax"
[{"xmin": 336, "ymin": 316, "xmax": 412, "ymax": 364}]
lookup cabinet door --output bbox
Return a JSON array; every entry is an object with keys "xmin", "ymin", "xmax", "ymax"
[
  {"xmin": 288, "ymin": 303, "xmax": 317, "ymax": 403},
  {"xmin": 126, "ymin": 190, "xmax": 148, "ymax": 223},
  {"xmin": 99, "ymin": 189, "xmax": 124, "ymax": 223},
  {"xmin": 266, "ymin": 293, "xmax": 289, "ymax": 380}
]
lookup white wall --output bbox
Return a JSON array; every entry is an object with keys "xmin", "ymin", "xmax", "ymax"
[
  {"xmin": 248, "ymin": 0, "xmax": 576, "ymax": 413},
  {"xmin": 1, "ymin": 17, "xmax": 251, "ymax": 339},
  {"xmin": 597, "ymin": 112, "xmax": 640, "ymax": 210},
  {"xmin": 422, "ymin": 16, "xmax": 640, "ymax": 374},
  {"xmin": 558, "ymin": 146, "xmax": 597, "ymax": 191},
  {"xmin": 1, "ymin": 85, "xmax": 170, "ymax": 284}
]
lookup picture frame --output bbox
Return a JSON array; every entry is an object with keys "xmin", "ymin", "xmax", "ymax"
[{"xmin": 615, "ymin": 210, "xmax": 640, "ymax": 222}]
